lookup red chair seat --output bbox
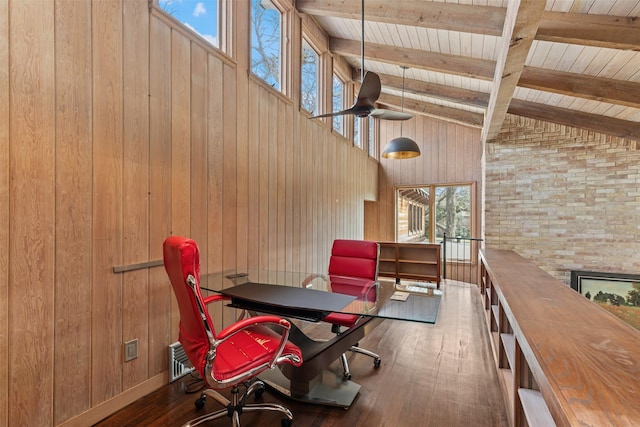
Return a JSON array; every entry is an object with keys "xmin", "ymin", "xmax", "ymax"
[
  {"xmin": 324, "ymin": 274, "xmax": 376, "ymax": 328},
  {"xmin": 213, "ymin": 326, "xmax": 303, "ymax": 382},
  {"xmin": 323, "ymin": 311, "xmax": 359, "ymax": 328}
]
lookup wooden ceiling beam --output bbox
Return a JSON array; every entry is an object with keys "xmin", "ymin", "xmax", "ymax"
[
  {"xmin": 372, "ymin": 71, "xmax": 489, "ymax": 109},
  {"xmin": 537, "ymin": 11, "xmax": 640, "ymax": 50},
  {"xmin": 520, "ymin": 67, "xmax": 640, "ymax": 109},
  {"xmin": 507, "ymin": 99, "xmax": 640, "ymax": 142},
  {"xmin": 295, "ymin": 0, "xmax": 505, "ymax": 36},
  {"xmin": 329, "ymin": 37, "xmax": 495, "ymax": 81},
  {"xmin": 353, "ymin": 63, "xmax": 640, "ymax": 111},
  {"xmin": 377, "ymin": 93, "xmax": 484, "ymax": 128},
  {"xmin": 482, "ymin": 0, "xmax": 546, "ymax": 144},
  {"xmin": 369, "ymin": 64, "xmax": 640, "ymax": 136}
]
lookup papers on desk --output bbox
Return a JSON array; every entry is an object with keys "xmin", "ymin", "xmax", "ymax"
[
  {"xmin": 395, "ymin": 280, "xmax": 442, "ymax": 296},
  {"xmin": 390, "ymin": 291, "xmax": 410, "ymax": 301}
]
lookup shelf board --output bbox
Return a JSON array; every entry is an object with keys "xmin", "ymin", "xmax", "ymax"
[
  {"xmin": 501, "ymin": 333, "xmax": 515, "ymax": 370},
  {"xmin": 518, "ymin": 389, "xmax": 555, "ymax": 427},
  {"xmin": 491, "ymin": 305, "xmax": 499, "ymax": 324},
  {"xmin": 397, "ymin": 273, "xmax": 438, "ymax": 280},
  {"xmin": 398, "ymin": 259, "xmax": 438, "ymax": 265},
  {"xmin": 491, "ymin": 331, "xmax": 500, "ymax": 352},
  {"xmin": 500, "ymin": 369, "xmax": 515, "ymax": 413}
]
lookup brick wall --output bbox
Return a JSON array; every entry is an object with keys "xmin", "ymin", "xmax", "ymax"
[{"xmin": 485, "ymin": 115, "xmax": 640, "ymax": 284}]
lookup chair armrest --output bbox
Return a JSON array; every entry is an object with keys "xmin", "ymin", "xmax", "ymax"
[
  {"xmin": 202, "ymin": 294, "xmax": 230, "ymax": 305},
  {"xmin": 329, "ymin": 276, "xmax": 379, "ymax": 311},
  {"xmin": 362, "ymin": 278, "xmax": 378, "ymax": 296},
  {"xmin": 217, "ymin": 315, "xmax": 291, "ymax": 340},
  {"xmin": 301, "ymin": 273, "xmax": 327, "ymax": 288},
  {"xmin": 358, "ymin": 279, "xmax": 376, "ymax": 294},
  {"xmin": 362, "ymin": 279, "xmax": 379, "ymax": 310}
]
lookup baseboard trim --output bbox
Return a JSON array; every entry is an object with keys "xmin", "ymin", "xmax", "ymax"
[{"xmin": 57, "ymin": 372, "xmax": 168, "ymax": 427}]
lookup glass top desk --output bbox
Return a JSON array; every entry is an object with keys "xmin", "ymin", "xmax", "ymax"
[
  {"xmin": 202, "ymin": 269, "xmax": 441, "ymax": 324},
  {"xmin": 201, "ymin": 270, "xmax": 441, "ymax": 408}
]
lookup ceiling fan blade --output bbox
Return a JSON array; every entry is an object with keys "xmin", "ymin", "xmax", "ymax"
[
  {"xmin": 309, "ymin": 71, "xmax": 382, "ymax": 120},
  {"xmin": 308, "ymin": 107, "xmax": 357, "ymax": 120},
  {"xmin": 355, "ymin": 71, "xmax": 382, "ymax": 107},
  {"xmin": 370, "ymin": 109, "xmax": 413, "ymax": 121}
]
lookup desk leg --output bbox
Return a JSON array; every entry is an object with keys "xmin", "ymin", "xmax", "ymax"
[{"xmin": 261, "ymin": 316, "xmax": 381, "ymax": 408}]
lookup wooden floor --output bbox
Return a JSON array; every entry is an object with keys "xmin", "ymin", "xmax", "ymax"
[{"xmin": 95, "ymin": 281, "xmax": 508, "ymax": 427}]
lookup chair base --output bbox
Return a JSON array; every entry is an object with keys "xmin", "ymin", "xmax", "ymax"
[
  {"xmin": 258, "ymin": 367, "xmax": 361, "ymax": 409},
  {"xmin": 339, "ymin": 345, "xmax": 381, "ymax": 380},
  {"xmin": 330, "ymin": 325, "xmax": 381, "ymax": 380},
  {"xmin": 183, "ymin": 380, "xmax": 293, "ymax": 427}
]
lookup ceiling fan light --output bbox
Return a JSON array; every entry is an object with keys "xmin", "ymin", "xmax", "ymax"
[{"xmin": 381, "ymin": 137, "xmax": 421, "ymax": 159}]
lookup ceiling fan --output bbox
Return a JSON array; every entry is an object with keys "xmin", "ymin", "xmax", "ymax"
[{"xmin": 309, "ymin": 0, "xmax": 413, "ymax": 121}]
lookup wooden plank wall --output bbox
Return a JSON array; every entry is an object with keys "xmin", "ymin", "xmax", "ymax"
[
  {"xmin": 365, "ymin": 118, "xmax": 483, "ymax": 242},
  {"xmin": 0, "ymin": 0, "xmax": 8, "ymax": 426},
  {"xmin": 0, "ymin": 0, "xmax": 377, "ymax": 425}
]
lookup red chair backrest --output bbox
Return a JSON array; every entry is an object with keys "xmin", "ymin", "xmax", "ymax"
[
  {"xmin": 163, "ymin": 236, "xmax": 214, "ymax": 377},
  {"xmin": 328, "ymin": 239, "xmax": 379, "ymax": 280}
]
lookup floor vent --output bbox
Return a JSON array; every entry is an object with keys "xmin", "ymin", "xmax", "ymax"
[{"xmin": 169, "ymin": 341, "xmax": 194, "ymax": 383}]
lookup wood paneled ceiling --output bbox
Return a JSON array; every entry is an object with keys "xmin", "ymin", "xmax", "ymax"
[{"xmin": 295, "ymin": 0, "xmax": 640, "ymax": 143}]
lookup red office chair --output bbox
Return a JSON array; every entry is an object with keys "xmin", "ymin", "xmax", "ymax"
[
  {"xmin": 324, "ymin": 239, "xmax": 381, "ymax": 380},
  {"xmin": 163, "ymin": 236, "xmax": 303, "ymax": 427}
]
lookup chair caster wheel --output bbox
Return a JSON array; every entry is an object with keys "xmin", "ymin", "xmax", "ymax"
[
  {"xmin": 194, "ymin": 394, "xmax": 206, "ymax": 410},
  {"xmin": 254, "ymin": 385, "xmax": 265, "ymax": 400},
  {"xmin": 281, "ymin": 418, "xmax": 293, "ymax": 427},
  {"xmin": 374, "ymin": 358, "xmax": 381, "ymax": 368}
]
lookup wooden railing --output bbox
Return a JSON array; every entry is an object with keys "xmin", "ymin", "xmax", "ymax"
[{"xmin": 479, "ymin": 248, "xmax": 640, "ymax": 427}]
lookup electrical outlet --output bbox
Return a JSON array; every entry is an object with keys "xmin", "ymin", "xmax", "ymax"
[{"xmin": 124, "ymin": 339, "xmax": 138, "ymax": 362}]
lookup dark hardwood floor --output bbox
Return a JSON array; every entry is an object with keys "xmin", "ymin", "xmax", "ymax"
[{"xmin": 95, "ymin": 281, "xmax": 508, "ymax": 427}]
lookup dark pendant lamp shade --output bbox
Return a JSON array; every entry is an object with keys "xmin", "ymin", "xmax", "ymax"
[
  {"xmin": 382, "ymin": 136, "xmax": 421, "ymax": 159},
  {"xmin": 381, "ymin": 66, "xmax": 420, "ymax": 159}
]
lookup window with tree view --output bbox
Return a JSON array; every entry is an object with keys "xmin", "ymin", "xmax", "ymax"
[
  {"xmin": 354, "ymin": 117, "xmax": 362, "ymax": 148},
  {"xmin": 332, "ymin": 74, "xmax": 344, "ymax": 134},
  {"xmin": 396, "ymin": 184, "xmax": 471, "ymax": 243},
  {"xmin": 301, "ymin": 40, "xmax": 319, "ymax": 114},
  {"xmin": 251, "ymin": 0, "xmax": 281, "ymax": 90}
]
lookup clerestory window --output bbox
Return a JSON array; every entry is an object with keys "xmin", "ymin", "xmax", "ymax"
[
  {"xmin": 250, "ymin": 0, "xmax": 282, "ymax": 91},
  {"xmin": 159, "ymin": 0, "xmax": 220, "ymax": 48},
  {"xmin": 301, "ymin": 39, "xmax": 319, "ymax": 114}
]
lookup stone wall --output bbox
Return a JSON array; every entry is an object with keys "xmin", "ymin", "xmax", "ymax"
[{"xmin": 485, "ymin": 115, "xmax": 640, "ymax": 284}]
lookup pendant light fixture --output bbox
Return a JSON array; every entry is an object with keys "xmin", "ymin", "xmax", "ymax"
[{"xmin": 381, "ymin": 66, "xmax": 421, "ymax": 159}]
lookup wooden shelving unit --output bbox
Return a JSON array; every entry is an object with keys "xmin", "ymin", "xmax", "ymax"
[
  {"xmin": 479, "ymin": 249, "xmax": 640, "ymax": 427},
  {"xmin": 377, "ymin": 242, "xmax": 441, "ymax": 287},
  {"xmin": 480, "ymin": 253, "xmax": 553, "ymax": 426}
]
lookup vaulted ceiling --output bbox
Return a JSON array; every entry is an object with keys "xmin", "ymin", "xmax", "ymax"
[{"xmin": 295, "ymin": 0, "xmax": 640, "ymax": 143}]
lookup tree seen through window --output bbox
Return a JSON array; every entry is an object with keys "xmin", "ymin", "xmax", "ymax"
[
  {"xmin": 251, "ymin": 0, "xmax": 281, "ymax": 90},
  {"xmin": 301, "ymin": 40, "xmax": 319, "ymax": 114},
  {"xmin": 332, "ymin": 75, "xmax": 344, "ymax": 134}
]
